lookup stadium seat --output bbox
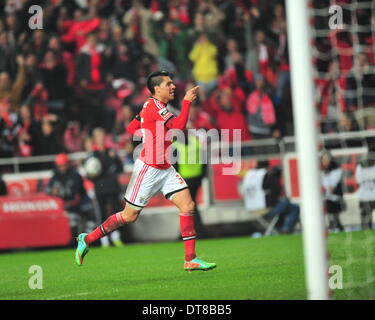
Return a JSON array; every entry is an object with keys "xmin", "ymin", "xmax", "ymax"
[{"xmin": 248, "ymin": 208, "xmax": 280, "ymax": 236}]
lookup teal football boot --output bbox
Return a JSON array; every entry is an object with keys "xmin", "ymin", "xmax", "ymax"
[
  {"xmin": 184, "ymin": 257, "xmax": 216, "ymax": 271},
  {"xmin": 75, "ymin": 233, "xmax": 89, "ymax": 266}
]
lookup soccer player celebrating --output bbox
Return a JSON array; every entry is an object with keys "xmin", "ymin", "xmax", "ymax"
[{"xmin": 75, "ymin": 71, "xmax": 216, "ymax": 271}]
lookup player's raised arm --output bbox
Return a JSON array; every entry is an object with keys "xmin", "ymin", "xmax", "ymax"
[{"xmin": 165, "ymin": 86, "xmax": 200, "ymax": 130}]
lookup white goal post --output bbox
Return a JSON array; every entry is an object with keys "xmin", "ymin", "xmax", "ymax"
[{"xmin": 286, "ymin": 0, "xmax": 330, "ymax": 299}]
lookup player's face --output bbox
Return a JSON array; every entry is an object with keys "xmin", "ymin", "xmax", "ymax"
[{"xmin": 156, "ymin": 76, "xmax": 176, "ymax": 102}]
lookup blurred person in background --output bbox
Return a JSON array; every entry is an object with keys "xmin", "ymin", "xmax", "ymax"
[
  {"xmin": 189, "ymin": 32, "xmax": 219, "ymax": 98},
  {"xmin": 122, "ymin": 0, "xmax": 158, "ymax": 57},
  {"xmin": 243, "ymin": 8, "xmax": 270, "ymax": 79},
  {"xmin": 323, "ymin": 111, "xmax": 363, "ymax": 150},
  {"xmin": 110, "ymin": 40, "xmax": 138, "ymax": 83},
  {"xmin": 22, "ymin": 53, "xmax": 39, "ymax": 101},
  {"xmin": 270, "ymin": 4, "xmax": 290, "ymax": 105},
  {"xmin": 16, "ymin": 104, "xmax": 38, "ymax": 158},
  {"xmin": 328, "ymin": 28, "xmax": 353, "ymax": 74},
  {"xmin": 239, "ymin": 160, "xmax": 300, "ymax": 235},
  {"xmin": 59, "ymin": 4, "xmax": 101, "ymax": 53},
  {"xmin": 246, "ymin": 74, "xmax": 280, "ymax": 139},
  {"xmin": 355, "ymin": 138, "xmax": 375, "ymax": 230},
  {"xmin": 26, "ymin": 30, "xmax": 48, "ymax": 63},
  {"xmin": 187, "ymin": 101, "xmax": 215, "ymax": 131},
  {"xmin": 38, "ymin": 49, "xmax": 69, "ymax": 121},
  {"xmin": 23, "ymin": 82, "xmax": 49, "ymax": 122},
  {"xmin": 0, "ymin": 31, "xmax": 17, "ymax": 75},
  {"xmin": 86, "ymin": 127, "xmax": 124, "ymax": 248},
  {"xmin": 223, "ymin": 38, "xmax": 241, "ymax": 70},
  {"xmin": 46, "ymin": 153, "xmax": 96, "ymax": 244},
  {"xmin": 345, "ymin": 52, "xmax": 375, "ymax": 129},
  {"xmin": 34, "ymin": 116, "xmax": 65, "ymax": 167},
  {"xmin": 0, "ymin": 97, "xmax": 20, "ymax": 158},
  {"xmin": 113, "ymin": 103, "xmax": 138, "ymax": 165},
  {"xmin": 0, "ymin": 172, "xmax": 7, "ymax": 196},
  {"xmin": 316, "ymin": 61, "xmax": 345, "ymax": 133},
  {"xmin": 47, "ymin": 35, "xmax": 76, "ymax": 87},
  {"xmin": 76, "ymin": 33, "xmax": 111, "ymax": 131},
  {"xmin": 0, "ymin": 54, "xmax": 26, "ymax": 111},
  {"xmin": 203, "ymin": 86, "xmax": 251, "ymax": 142},
  {"xmin": 63, "ymin": 121, "xmax": 87, "ymax": 153},
  {"xmin": 321, "ymin": 149, "xmax": 345, "ymax": 232},
  {"xmin": 220, "ymin": 52, "xmax": 254, "ymax": 97},
  {"xmin": 190, "ymin": 0, "xmax": 225, "ymax": 43},
  {"xmin": 152, "ymin": 19, "xmax": 190, "ymax": 79}
]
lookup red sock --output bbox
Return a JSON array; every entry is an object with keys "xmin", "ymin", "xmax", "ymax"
[
  {"xmin": 85, "ymin": 212, "xmax": 126, "ymax": 246},
  {"xmin": 179, "ymin": 213, "xmax": 196, "ymax": 261}
]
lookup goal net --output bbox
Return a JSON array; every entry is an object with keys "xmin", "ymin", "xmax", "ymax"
[{"xmin": 309, "ymin": 0, "xmax": 375, "ymax": 299}]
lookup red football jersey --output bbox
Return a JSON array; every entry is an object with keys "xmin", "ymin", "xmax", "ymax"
[{"xmin": 139, "ymin": 98, "xmax": 175, "ymax": 169}]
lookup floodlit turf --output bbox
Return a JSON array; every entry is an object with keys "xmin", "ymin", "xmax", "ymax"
[{"xmin": 0, "ymin": 231, "xmax": 374, "ymax": 300}]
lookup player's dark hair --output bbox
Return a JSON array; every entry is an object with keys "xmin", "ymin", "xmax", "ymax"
[{"xmin": 146, "ymin": 70, "xmax": 170, "ymax": 94}]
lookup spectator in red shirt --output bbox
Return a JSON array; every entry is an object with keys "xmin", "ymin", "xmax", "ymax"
[
  {"xmin": 204, "ymin": 86, "xmax": 251, "ymax": 142},
  {"xmin": 60, "ymin": 8, "xmax": 101, "ymax": 53},
  {"xmin": 76, "ymin": 33, "xmax": 111, "ymax": 131},
  {"xmin": 246, "ymin": 74, "xmax": 279, "ymax": 139},
  {"xmin": 329, "ymin": 29, "xmax": 353, "ymax": 75},
  {"xmin": 315, "ymin": 61, "xmax": 346, "ymax": 133}
]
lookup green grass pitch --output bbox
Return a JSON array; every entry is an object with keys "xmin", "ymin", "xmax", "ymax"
[{"xmin": 0, "ymin": 231, "xmax": 374, "ymax": 300}]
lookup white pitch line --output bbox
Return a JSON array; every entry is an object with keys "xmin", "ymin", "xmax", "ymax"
[
  {"xmin": 42, "ymin": 291, "xmax": 93, "ymax": 300},
  {"xmin": 42, "ymin": 288, "xmax": 120, "ymax": 300}
]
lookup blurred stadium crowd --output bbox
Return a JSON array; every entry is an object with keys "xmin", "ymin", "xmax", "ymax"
[{"xmin": 0, "ymin": 0, "xmax": 374, "ymax": 164}]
